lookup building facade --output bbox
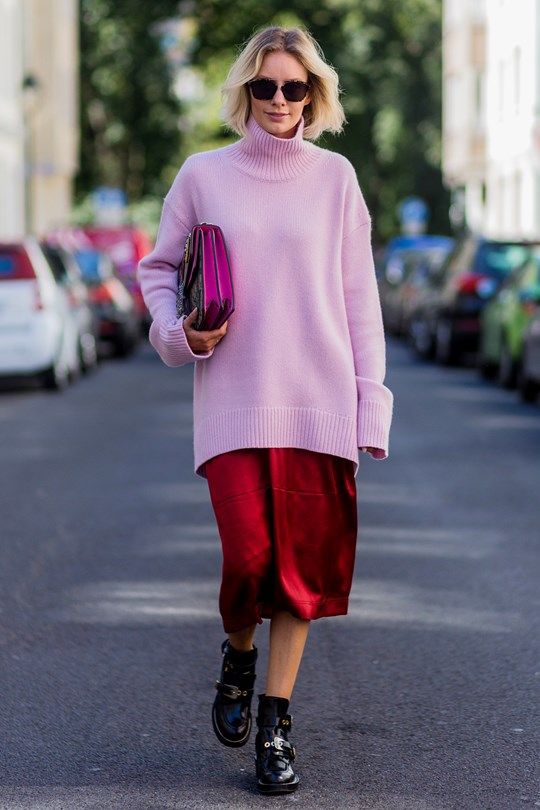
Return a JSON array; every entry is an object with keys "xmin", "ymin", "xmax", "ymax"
[
  {"xmin": 442, "ymin": 0, "xmax": 540, "ymax": 238},
  {"xmin": 0, "ymin": 0, "xmax": 79, "ymax": 241}
]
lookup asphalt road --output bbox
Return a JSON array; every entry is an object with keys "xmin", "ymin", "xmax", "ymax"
[{"xmin": 0, "ymin": 336, "xmax": 538, "ymax": 810}]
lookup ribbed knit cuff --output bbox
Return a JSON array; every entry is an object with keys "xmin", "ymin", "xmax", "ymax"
[
  {"xmin": 356, "ymin": 377, "xmax": 394, "ymax": 460},
  {"xmin": 148, "ymin": 315, "xmax": 214, "ymax": 367}
]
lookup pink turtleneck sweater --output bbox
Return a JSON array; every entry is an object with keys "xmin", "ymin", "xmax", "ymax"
[{"xmin": 137, "ymin": 113, "xmax": 394, "ymax": 479}]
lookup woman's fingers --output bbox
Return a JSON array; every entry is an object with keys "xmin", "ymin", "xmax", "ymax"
[
  {"xmin": 186, "ymin": 308, "xmax": 227, "ymax": 336},
  {"xmin": 183, "ymin": 308, "xmax": 228, "ymax": 351}
]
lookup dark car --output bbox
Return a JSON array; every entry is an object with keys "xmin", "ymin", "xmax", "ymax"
[
  {"xmin": 407, "ymin": 233, "xmax": 534, "ymax": 365},
  {"xmin": 478, "ymin": 244, "xmax": 540, "ymax": 386},
  {"xmin": 380, "ymin": 237, "xmax": 454, "ymax": 336},
  {"xmin": 74, "ymin": 248, "xmax": 140, "ymax": 357},
  {"xmin": 81, "ymin": 226, "xmax": 153, "ymax": 332},
  {"xmin": 517, "ymin": 309, "xmax": 540, "ymax": 402}
]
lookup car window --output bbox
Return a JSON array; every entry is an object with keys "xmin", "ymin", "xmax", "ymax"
[
  {"xmin": 445, "ymin": 238, "xmax": 476, "ymax": 276},
  {"xmin": 426, "ymin": 246, "xmax": 453, "ymax": 271},
  {"xmin": 75, "ymin": 250, "xmax": 101, "ymax": 281},
  {"xmin": 474, "ymin": 242, "xmax": 531, "ymax": 278},
  {"xmin": 0, "ymin": 248, "xmax": 36, "ymax": 280},
  {"xmin": 519, "ymin": 247, "xmax": 540, "ymax": 287},
  {"xmin": 40, "ymin": 245, "xmax": 67, "ymax": 283},
  {"xmin": 59, "ymin": 248, "xmax": 85, "ymax": 283}
]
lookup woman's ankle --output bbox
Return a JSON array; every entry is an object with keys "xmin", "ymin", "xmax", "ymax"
[{"xmin": 228, "ymin": 624, "xmax": 257, "ymax": 652}]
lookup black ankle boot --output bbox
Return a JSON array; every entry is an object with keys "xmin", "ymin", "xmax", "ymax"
[
  {"xmin": 212, "ymin": 638, "xmax": 258, "ymax": 747},
  {"xmin": 254, "ymin": 693, "xmax": 300, "ymax": 794}
]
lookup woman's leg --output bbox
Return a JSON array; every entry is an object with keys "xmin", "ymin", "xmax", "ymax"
[
  {"xmin": 266, "ymin": 609, "xmax": 310, "ymax": 700},
  {"xmin": 228, "ymin": 623, "xmax": 257, "ymax": 652}
]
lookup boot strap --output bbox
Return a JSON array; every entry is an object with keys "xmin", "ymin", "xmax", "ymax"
[
  {"xmin": 215, "ymin": 680, "xmax": 254, "ymax": 700},
  {"xmin": 262, "ymin": 736, "xmax": 296, "ymax": 761},
  {"xmin": 224, "ymin": 662, "xmax": 256, "ymax": 676},
  {"xmin": 256, "ymin": 713, "xmax": 293, "ymax": 729}
]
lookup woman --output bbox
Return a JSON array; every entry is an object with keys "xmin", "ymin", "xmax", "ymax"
[{"xmin": 137, "ymin": 24, "xmax": 394, "ymax": 795}]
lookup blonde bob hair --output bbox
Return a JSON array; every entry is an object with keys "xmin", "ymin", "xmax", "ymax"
[{"xmin": 221, "ymin": 25, "xmax": 346, "ymax": 141}]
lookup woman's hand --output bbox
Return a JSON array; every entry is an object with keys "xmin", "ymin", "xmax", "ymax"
[
  {"xmin": 183, "ymin": 307, "xmax": 228, "ymax": 354},
  {"xmin": 360, "ymin": 446, "xmax": 377, "ymax": 454}
]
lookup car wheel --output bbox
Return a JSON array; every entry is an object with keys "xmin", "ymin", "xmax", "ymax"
[
  {"xmin": 498, "ymin": 342, "xmax": 517, "ymax": 389},
  {"xmin": 477, "ymin": 351, "xmax": 498, "ymax": 380},
  {"xmin": 41, "ymin": 357, "xmax": 70, "ymax": 391},
  {"xmin": 409, "ymin": 316, "xmax": 434, "ymax": 359},
  {"xmin": 69, "ymin": 346, "xmax": 82, "ymax": 383},
  {"xmin": 80, "ymin": 334, "xmax": 98, "ymax": 374},
  {"xmin": 517, "ymin": 350, "xmax": 539, "ymax": 402},
  {"xmin": 435, "ymin": 319, "xmax": 458, "ymax": 365},
  {"xmin": 113, "ymin": 335, "xmax": 136, "ymax": 358}
]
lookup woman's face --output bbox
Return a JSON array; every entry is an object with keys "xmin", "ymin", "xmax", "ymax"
[{"xmin": 248, "ymin": 51, "xmax": 312, "ymax": 139}]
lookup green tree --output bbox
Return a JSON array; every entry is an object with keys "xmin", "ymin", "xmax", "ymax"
[
  {"xmin": 186, "ymin": 0, "xmax": 449, "ymax": 239},
  {"xmin": 77, "ymin": 0, "xmax": 449, "ymax": 239},
  {"xmin": 77, "ymin": 0, "xmax": 184, "ymax": 202},
  {"xmin": 335, "ymin": 0, "xmax": 449, "ymax": 237}
]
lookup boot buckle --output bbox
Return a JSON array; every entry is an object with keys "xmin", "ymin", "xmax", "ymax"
[
  {"xmin": 279, "ymin": 714, "xmax": 292, "ymax": 729},
  {"xmin": 264, "ymin": 736, "xmax": 296, "ymax": 760},
  {"xmin": 214, "ymin": 680, "xmax": 252, "ymax": 700}
]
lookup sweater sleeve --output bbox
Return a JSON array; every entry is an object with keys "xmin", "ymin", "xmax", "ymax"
[
  {"xmin": 136, "ymin": 189, "xmax": 214, "ymax": 368},
  {"xmin": 341, "ymin": 170, "xmax": 394, "ymax": 460}
]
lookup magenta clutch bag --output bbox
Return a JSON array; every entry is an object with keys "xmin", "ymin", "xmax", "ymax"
[{"xmin": 176, "ymin": 222, "xmax": 235, "ymax": 331}]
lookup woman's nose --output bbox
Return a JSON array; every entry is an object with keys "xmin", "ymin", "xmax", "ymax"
[{"xmin": 272, "ymin": 87, "xmax": 286, "ymax": 102}]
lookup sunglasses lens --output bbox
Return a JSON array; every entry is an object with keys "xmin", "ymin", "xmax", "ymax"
[
  {"xmin": 248, "ymin": 79, "xmax": 310, "ymax": 102},
  {"xmin": 283, "ymin": 82, "xmax": 309, "ymax": 102},
  {"xmin": 249, "ymin": 79, "xmax": 276, "ymax": 100}
]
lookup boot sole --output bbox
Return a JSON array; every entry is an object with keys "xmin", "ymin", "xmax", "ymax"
[
  {"xmin": 211, "ymin": 701, "xmax": 252, "ymax": 747},
  {"xmin": 256, "ymin": 774, "xmax": 300, "ymax": 794}
]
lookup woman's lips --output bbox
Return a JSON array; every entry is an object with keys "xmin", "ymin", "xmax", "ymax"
[{"xmin": 266, "ymin": 112, "xmax": 288, "ymax": 119}]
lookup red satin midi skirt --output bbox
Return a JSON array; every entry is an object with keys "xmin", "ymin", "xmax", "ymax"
[{"xmin": 204, "ymin": 447, "xmax": 358, "ymax": 634}]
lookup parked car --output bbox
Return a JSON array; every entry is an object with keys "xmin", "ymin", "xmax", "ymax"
[
  {"xmin": 380, "ymin": 236, "xmax": 454, "ymax": 336},
  {"xmin": 74, "ymin": 248, "xmax": 140, "ymax": 357},
  {"xmin": 407, "ymin": 233, "xmax": 534, "ymax": 365},
  {"xmin": 81, "ymin": 226, "xmax": 153, "ymax": 331},
  {"xmin": 39, "ymin": 241, "xmax": 99, "ymax": 375},
  {"xmin": 478, "ymin": 244, "xmax": 540, "ymax": 386},
  {"xmin": 0, "ymin": 238, "xmax": 80, "ymax": 389},
  {"xmin": 517, "ymin": 310, "xmax": 540, "ymax": 402}
]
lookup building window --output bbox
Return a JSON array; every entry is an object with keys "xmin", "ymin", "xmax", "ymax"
[
  {"xmin": 474, "ymin": 69, "xmax": 485, "ymax": 128},
  {"xmin": 498, "ymin": 60, "xmax": 505, "ymax": 120},
  {"xmin": 513, "ymin": 46, "xmax": 521, "ymax": 114},
  {"xmin": 481, "ymin": 181, "xmax": 487, "ymax": 206},
  {"xmin": 514, "ymin": 171, "xmax": 521, "ymax": 232},
  {"xmin": 498, "ymin": 176, "xmax": 505, "ymax": 232}
]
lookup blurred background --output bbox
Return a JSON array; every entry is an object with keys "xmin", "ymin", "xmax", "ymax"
[
  {"xmin": 1, "ymin": 0, "xmax": 540, "ymax": 393},
  {"xmin": 0, "ymin": 3, "xmax": 539, "ymax": 807}
]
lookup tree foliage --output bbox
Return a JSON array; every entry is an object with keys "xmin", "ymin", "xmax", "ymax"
[
  {"xmin": 77, "ymin": 0, "xmax": 183, "ymax": 201},
  {"xmin": 78, "ymin": 0, "xmax": 449, "ymax": 238},
  {"xmin": 183, "ymin": 0, "xmax": 449, "ymax": 237}
]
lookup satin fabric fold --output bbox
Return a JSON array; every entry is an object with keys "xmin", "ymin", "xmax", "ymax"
[{"xmin": 205, "ymin": 447, "xmax": 358, "ymax": 633}]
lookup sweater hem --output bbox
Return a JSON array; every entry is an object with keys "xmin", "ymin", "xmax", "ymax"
[{"xmin": 193, "ymin": 405, "xmax": 360, "ymax": 480}]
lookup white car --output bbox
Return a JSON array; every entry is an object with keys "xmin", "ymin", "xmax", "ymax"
[{"xmin": 0, "ymin": 236, "xmax": 80, "ymax": 389}]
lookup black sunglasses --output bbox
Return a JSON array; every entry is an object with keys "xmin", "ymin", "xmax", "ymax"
[{"xmin": 247, "ymin": 78, "xmax": 311, "ymax": 102}]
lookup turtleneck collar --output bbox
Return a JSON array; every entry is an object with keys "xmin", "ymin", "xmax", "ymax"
[{"xmin": 225, "ymin": 112, "xmax": 324, "ymax": 182}]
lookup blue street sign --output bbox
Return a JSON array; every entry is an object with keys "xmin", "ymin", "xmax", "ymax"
[
  {"xmin": 92, "ymin": 187, "xmax": 127, "ymax": 208},
  {"xmin": 92, "ymin": 187, "xmax": 127, "ymax": 226},
  {"xmin": 399, "ymin": 196, "xmax": 429, "ymax": 235}
]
